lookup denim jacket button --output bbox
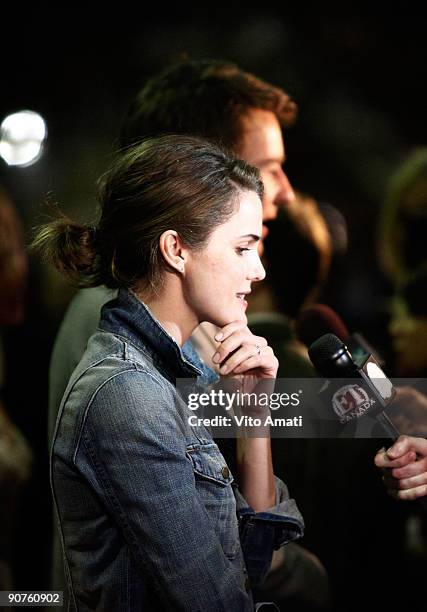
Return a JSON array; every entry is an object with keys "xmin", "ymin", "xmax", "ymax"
[{"xmin": 221, "ymin": 466, "xmax": 230, "ymax": 479}]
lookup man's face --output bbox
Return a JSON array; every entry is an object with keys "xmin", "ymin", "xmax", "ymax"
[{"xmin": 236, "ymin": 108, "xmax": 295, "ymax": 241}]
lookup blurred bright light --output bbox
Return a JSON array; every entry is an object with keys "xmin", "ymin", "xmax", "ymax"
[{"xmin": 0, "ymin": 110, "xmax": 47, "ymax": 166}]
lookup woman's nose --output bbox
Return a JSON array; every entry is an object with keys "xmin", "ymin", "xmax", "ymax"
[{"xmin": 249, "ymin": 255, "xmax": 266, "ymax": 282}]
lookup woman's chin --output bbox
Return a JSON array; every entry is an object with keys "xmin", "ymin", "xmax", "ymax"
[
  {"xmin": 204, "ymin": 312, "xmax": 248, "ymax": 328},
  {"xmin": 224, "ymin": 311, "xmax": 248, "ymax": 326}
]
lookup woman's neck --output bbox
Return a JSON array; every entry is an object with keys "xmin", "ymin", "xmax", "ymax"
[{"xmin": 136, "ymin": 278, "xmax": 197, "ymax": 347}]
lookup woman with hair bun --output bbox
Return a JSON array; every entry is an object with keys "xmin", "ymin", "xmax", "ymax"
[{"xmin": 34, "ymin": 135, "xmax": 303, "ymax": 611}]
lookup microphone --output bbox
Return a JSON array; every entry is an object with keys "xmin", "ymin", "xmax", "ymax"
[
  {"xmin": 296, "ymin": 303, "xmax": 385, "ymax": 367},
  {"xmin": 308, "ymin": 333, "xmax": 398, "ymax": 439}
]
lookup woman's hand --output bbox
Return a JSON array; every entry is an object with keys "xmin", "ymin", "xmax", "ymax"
[
  {"xmin": 212, "ymin": 321, "xmax": 278, "ymax": 379},
  {"xmin": 212, "ymin": 322, "xmax": 277, "ymax": 511}
]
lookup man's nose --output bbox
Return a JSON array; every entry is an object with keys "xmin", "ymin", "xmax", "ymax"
[
  {"xmin": 263, "ymin": 199, "xmax": 278, "ymax": 222},
  {"xmin": 277, "ymin": 169, "xmax": 296, "ymax": 206}
]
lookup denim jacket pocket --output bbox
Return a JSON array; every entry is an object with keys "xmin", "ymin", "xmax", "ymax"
[{"xmin": 187, "ymin": 443, "xmax": 240, "ymax": 560}]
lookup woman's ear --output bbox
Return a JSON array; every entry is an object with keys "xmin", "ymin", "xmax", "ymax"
[{"xmin": 159, "ymin": 230, "xmax": 188, "ymax": 273}]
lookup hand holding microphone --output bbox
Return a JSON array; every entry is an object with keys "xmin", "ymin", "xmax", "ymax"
[{"xmin": 375, "ymin": 435, "xmax": 427, "ymax": 501}]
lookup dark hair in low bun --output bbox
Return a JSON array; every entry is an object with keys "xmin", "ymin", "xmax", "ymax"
[{"xmin": 31, "ymin": 212, "xmax": 101, "ymax": 286}]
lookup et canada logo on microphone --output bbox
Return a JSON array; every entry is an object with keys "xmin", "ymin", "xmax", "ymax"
[{"xmin": 332, "ymin": 384, "xmax": 375, "ymax": 423}]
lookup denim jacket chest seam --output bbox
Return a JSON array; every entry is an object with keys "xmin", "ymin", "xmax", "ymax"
[{"xmin": 72, "ymin": 362, "xmax": 171, "ymax": 464}]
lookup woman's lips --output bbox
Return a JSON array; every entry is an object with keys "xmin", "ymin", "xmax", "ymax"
[{"xmin": 237, "ymin": 293, "xmax": 249, "ymax": 309}]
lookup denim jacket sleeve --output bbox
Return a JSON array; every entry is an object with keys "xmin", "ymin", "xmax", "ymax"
[
  {"xmin": 76, "ymin": 367, "xmax": 253, "ymax": 611},
  {"xmin": 234, "ymin": 477, "xmax": 304, "ymax": 587}
]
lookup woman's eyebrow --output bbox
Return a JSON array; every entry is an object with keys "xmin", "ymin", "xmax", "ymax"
[{"xmin": 238, "ymin": 233, "xmax": 260, "ymax": 242}]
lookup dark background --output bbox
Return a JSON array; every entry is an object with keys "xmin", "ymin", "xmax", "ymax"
[
  {"xmin": 3, "ymin": 13, "xmax": 426, "ymax": 324},
  {"xmin": 1, "ymin": 11, "xmax": 426, "ymax": 605}
]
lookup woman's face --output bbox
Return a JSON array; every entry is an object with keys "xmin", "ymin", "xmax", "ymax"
[{"xmin": 184, "ymin": 189, "xmax": 265, "ymax": 327}]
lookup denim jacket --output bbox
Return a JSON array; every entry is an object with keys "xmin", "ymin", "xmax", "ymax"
[{"xmin": 51, "ymin": 289, "xmax": 304, "ymax": 611}]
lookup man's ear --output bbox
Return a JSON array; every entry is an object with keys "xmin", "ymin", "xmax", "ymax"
[{"xmin": 159, "ymin": 230, "xmax": 188, "ymax": 273}]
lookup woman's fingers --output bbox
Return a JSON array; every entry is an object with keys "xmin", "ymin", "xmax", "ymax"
[
  {"xmin": 212, "ymin": 321, "xmax": 278, "ymax": 378},
  {"xmin": 212, "ymin": 322, "xmax": 266, "ymax": 366},
  {"xmin": 214, "ymin": 321, "xmax": 246, "ymax": 343},
  {"xmin": 221, "ymin": 345, "xmax": 278, "ymax": 377},
  {"xmin": 219, "ymin": 343, "xmax": 264, "ymax": 374}
]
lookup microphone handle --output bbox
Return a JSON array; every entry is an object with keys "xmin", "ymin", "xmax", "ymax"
[{"xmin": 377, "ymin": 411, "xmax": 400, "ymax": 439}]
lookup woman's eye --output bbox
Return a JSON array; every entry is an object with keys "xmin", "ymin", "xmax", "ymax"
[{"xmin": 237, "ymin": 247, "xmax": 251, "ymax": 255}]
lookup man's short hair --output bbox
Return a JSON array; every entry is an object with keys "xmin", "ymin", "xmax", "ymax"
[{"xmin": 120, "ymin": 59, "xmax": 297, "ymax": 150}]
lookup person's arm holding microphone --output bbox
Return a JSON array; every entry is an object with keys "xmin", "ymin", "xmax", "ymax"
[
  {"xmin": 375, "ymin": 435, "xmax": 427, "ymax": 501},
  {"xmin": 297, "ymin": 304, "xmax": 427, "ymax": 501},
  {"xmin": 305, "ymin": 329, "xmax": 427, "ymax": 508}
]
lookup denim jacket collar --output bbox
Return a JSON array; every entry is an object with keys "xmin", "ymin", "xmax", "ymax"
[{"xmin": 99, "ymin": 288, "xmax": 202, "ymax": 380}]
